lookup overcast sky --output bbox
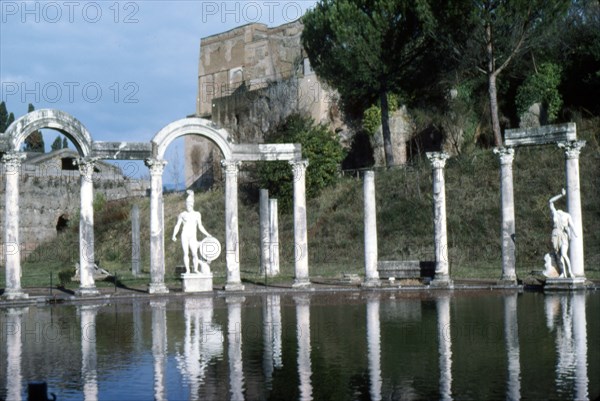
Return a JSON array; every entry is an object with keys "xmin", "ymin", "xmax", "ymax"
[{"xmin": 0, "ymin": 0, "xmax": 317, "ymax": 182}]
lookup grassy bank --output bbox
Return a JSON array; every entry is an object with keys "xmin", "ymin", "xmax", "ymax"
[{"xmin": 9, "ymin": 121, "xmax": 600, "ymax": 289}]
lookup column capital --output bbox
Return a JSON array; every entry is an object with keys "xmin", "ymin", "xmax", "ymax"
[
  {"xmin": 75, "ymin": 157, "xmax": 99, "ymax": 178},
  {"xmin": 426, "ymin": 152, "xmax": 450, "ymax": 169},
  {"xmin": 289, "ymin": 159, "xmax": 309, "ymax": 180},
  {"xmin": 558, "ymin": 140, "xmax": 586, "ymax": 159},
  {"xmin": 493, "ymin": 147, "xmax": 515, "ymax": 165},
  {"xmin": 145, "ymin": 158, "xmax": 168, "ymax": 176},
  {"xmin": 221, "ymin": 159, "xmax": 241, "ymax": 174},
  {"xmin": 1, "ymin": 152, "xmax": 26, "ymax": 171}
]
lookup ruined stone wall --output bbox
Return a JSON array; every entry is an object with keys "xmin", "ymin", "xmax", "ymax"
[{"xmin": 0, "ymin": 171, "xmax": 148, "ymax": 260}]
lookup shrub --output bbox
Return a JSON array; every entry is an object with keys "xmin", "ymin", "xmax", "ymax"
[{"xmin": 515, "ymin": 62, "xmax": 563, "ymax": 122}]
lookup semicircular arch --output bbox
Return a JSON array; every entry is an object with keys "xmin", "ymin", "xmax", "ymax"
[
  {"xmin": 4, "ymin": 109, "xmax": 93, "ymax": 156},
  {"xmin": 151, "ymin": 118, "xmax": 233, "ymax": 160}
]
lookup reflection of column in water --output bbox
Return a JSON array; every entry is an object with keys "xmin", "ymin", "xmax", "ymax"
[
  {"xmin": 366, "ymin": 296, "xmax": 382, "ymax": 401},
  {"xmin": 263, "ymin": 294, "xmax": 283, "ymax": 388},
  {"xmin": 80, "ymin": 305, "xmax": 100, "ymax": 401},
  {"xmin": 227, "ymin": 297, "xmax": 246, "ymax": 401},
  {"xmin": 572, "ymin": 293, "xmax": 588, "ymax": 400},
  {"xmin": 5, "ymin": 308, "xmax": 26, "ymax": 401},
  {"xmin": 132, "ymin": 300, "xmax": 144, "ymax": 354},
  {"xmin": 503, "ymin": 294, "xmax": 520, "ymax": 400},
  {"xmin": 436, "ymin": 296, "xmax": 452, "ymax": 401},
  {"xmin": 151, "ymin": 300, "xmax": 168, "ymax": 401},
  {"xmin": 177, "ymin": 298, "xmax": 223, "ymax": 400},
  {"xmin": 295, "ymin": 295, "xmax": 312, "ymax": 401},
  {"xmin": 555, "ymin": 296, "xmax": 575, "ymax": 393}
]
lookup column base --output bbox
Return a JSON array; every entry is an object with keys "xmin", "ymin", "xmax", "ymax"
[
  {"xmin": 75, "ymin": 286, "xmax": 100, "ymax": 297},
  {"xmin": 361, "ymin": 278, "xmax": 381, "ymax": 288},
  {"xmin": 430, "ymin": 275, "xmax": 453, "ymax": 288},
  {"xmin": 224, "ymin": 282, "xmax": 245, "ymax": 291},
  {"xmin": 292, "ymin": 278, "xmax": 311, "ymax": 288},
  {"xmin": 148, "ymin": 283, "xmax": 169, "ymax": 294},
  {"xmin": 2, "ymin": 288, "xmax": 29, "ymax": 300},
  {"xmin": 497, "ymin": 276, "xmax": 518, "ymax": 287},
  {"xmin": 544, "ymin": 277, "xmax": 587, "ymax": 291}
]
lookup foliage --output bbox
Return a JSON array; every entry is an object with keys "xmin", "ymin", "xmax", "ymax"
[
  {"xmin": 257, "ymin": 114, "xmax": 346, "ymax": 211},
  {"xmin": 302, "ymin": 0, "xmax": 435, "ymax": 165},
  {"xmin": 515, "ymin": 62, "xmax": 563, "ymax": 122},
  {"xmin": 93, "ymin": 192, "xmax": 106, "ymax": 212},
  {"xmin": 51, "ymin": 135, "xmax": 63, "ymax": 151},
  {"xmin": 0, "ymin": 101, "xmax": 8, "ymax": 132},
  {"xmin": 23, "ymin": 104, "xmax": 45, "ymax": 152},
  {"xmin": 362, "ymin": 93, "xmax": 401, "ymax": 136},
  {"xmin": 433, "ymin": 0, "xmax": 570, "ymax": 146},
  {"xmin": 62, "ymin": 137, "xmax": 69, "ymax": 149}
]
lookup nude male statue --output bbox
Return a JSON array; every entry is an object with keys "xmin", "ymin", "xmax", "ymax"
[
  {"xmin": 548, "ymin": 188, "xmax": 578, "ymax": 278},
  {"xmin": 172, "ymin": 190, "xmax": 212, "ymax": 274}
]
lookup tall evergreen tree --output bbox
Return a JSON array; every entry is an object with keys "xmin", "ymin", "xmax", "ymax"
[
  {"xmin": 62, "ymin": 137, "xmax": 69, "ymax": 149},
  {"xmin": 51, "ymin": 136, "xmax": 62, "ymax": 151},
  {"xmin": 0, "ymin": 101, "xmax": 8, "ymax": 132},
  {"xmin": 302, "ymin": 0, "xmax": 435, "ymax": 166},
  {"xmin": 23, "ymin": 104, "xmax": 45, "ymax": 152}
]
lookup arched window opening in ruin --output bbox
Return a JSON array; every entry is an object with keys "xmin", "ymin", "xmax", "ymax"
[{"xmin": 56, "ymin": 214, "xmax": 69, "ymax": 233}]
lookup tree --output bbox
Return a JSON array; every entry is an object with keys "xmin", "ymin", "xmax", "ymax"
[
  {"xmin": 62, "ymin": 137, "xmax": 69, "ymax": 149},
  {"xmin": 257, "ymin": 114, "xmax": 346, "ymax": 211},
  {"xmin": 302, "ymin": 0, "xmax": 435, "ymax": 166},
  {"xmin": 0, "ymin": 101, "xmax": 8, "ymax": 132},
  {"xmin": 435, "ymin": 0, "xmax": 570, "ymax": 146},
  {"xmin": 23, "ymin": 104, "xmax": 45, "ymax": 152},
  {"xmin": 51, "ymin": 136, "xmax": 63, "ymax": 151}
]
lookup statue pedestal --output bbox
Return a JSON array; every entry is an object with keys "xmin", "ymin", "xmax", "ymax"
[
  {"xmin": 181, "ymin": 272, "xmax": 213, "ymax": 293},
  {"xmin": 544, "ymin": 277, "xmax": 587, "ymax": 291}
]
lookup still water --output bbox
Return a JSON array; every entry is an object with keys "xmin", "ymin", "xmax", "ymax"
[{"xmin": 0, "ymin": 291, "xmax": 598, "ymax": 400}]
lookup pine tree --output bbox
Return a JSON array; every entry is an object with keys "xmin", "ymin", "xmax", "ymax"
[
  {"xmin": 0, "ymin": 101, "xmax": 8, "ymax": 132},
  {"xmin": 62, "ymin": 137, "xmax": 68, "ymax": 149},
  {"xmin": 51, "ymin": 136, "xmax": 62, "ymax": 151},
  {"xmin": 23, "ymin": 104, "xmax": 45, "ymax": 152}
]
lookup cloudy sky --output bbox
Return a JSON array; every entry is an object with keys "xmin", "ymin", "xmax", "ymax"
[{"xmin": 1, "ymin": 0, "xmax": 317, "ymax": 182}]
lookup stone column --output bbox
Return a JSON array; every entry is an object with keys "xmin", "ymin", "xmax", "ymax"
[
  {"xmin": 5, "ymin": 307, "xmax": 26, "ymax": 401},
  {"xmin": 151, "ymin": 300, "xmax": 168, "ymax": 401},
  {"xmin": 436, "ymin": 296, "xmax": 453, "ymax": 401},
  {"xmin": 131, "ymin": 204, "xmax": 141, "ymax": 277},
  {"xmin": 363, "ymin": 171, "xmax": 380, "ymax": 287},
  {"xmin": 427, "ymin": 152, "xmax": 452, "ymax": 286},
  {"xmin": 366, "ymin": 296, "xmax": 382, "ymax": 401},
  {"xmin": 269, "ymin": 199, "xmax": 280, "ymax": 276},
  {"xmin": 145, "ymin": 158, "xmax": 169, "ymax": 294},
  {"xmin": 80, "ymin": 304, "xmax": 100, "ymax": 401},
  {"xmin": 295, "ymin": 295, "xmax": 313, "ymax": 401},
  {"xmin": 503, "ymin": 294, "xmax": 521, "ymax": 400},
  {"xmin": 259, "ymin": 189, "xmax": 270, "ymax": 275},
  {"xmin": 221, "ymin": 160, "xmax": 244, "ymax": 291},
  {"xmin": 290, "ymin": 160, "xmax": 310, "ymax": 287},
  {"xmin": 2, "ymin": 152, "xmax": 28, "ymax": 300},
  {"xmin": 493, "ymin": 147, "xmax": 517, "ymax": 284},
  {"xmin": 227, "ymin": 296, "xmax": 245, "ymax": 401},
  {"xmin": 558, "ymin": 141, "xmax": 586, "ymax": 277},
  {"xmin": 76, "ymin": 158, "xmax": 99, "ymax": 296}
]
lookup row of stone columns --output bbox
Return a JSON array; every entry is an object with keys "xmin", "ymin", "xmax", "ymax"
[
  {"xmin": 2, "ymin": 152, "xmax": 103, "ymax": 299},
  {"xmin": 144, "ymin": 158, "xmax": 309, "ymax": 294},
  {"xmin": 362, "ymin": 140, "xmax": 585, "ymax": 285}
]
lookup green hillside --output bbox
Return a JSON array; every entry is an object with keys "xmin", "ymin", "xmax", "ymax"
[{"xmin": 14, "ymin": 120, "xmax": 600, "ymax": 289}]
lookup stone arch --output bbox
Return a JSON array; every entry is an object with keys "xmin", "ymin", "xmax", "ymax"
[
  {"xmin": 151, "ymin": 117, "xmax": 233, "ymax": 160},
  {"xmin": 4, "ymin": 109, "xmax": 93, "ymax": 156}
]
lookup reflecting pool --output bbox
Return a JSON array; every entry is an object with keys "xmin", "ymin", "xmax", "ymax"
[{"xmin": 1, "ymin": 291, "xmax": 598, "ymax": 400}]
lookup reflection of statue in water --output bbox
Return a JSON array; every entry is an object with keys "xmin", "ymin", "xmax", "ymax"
[
  {"xmin": 172, "ymin": 190, "xmax": 212, "ymax": 274},
  {"xmin": 546, "ymin": 189, "xmax": 578, "ymax": 278}
]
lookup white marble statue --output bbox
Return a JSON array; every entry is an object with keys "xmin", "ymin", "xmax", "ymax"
[
  {"xmin": 547, "ymin": 189, "xmax": 578, "ymax": 278},
  {"xmin": 172, "ymin": 190, "xmax": 212, "ymax": 274}
]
